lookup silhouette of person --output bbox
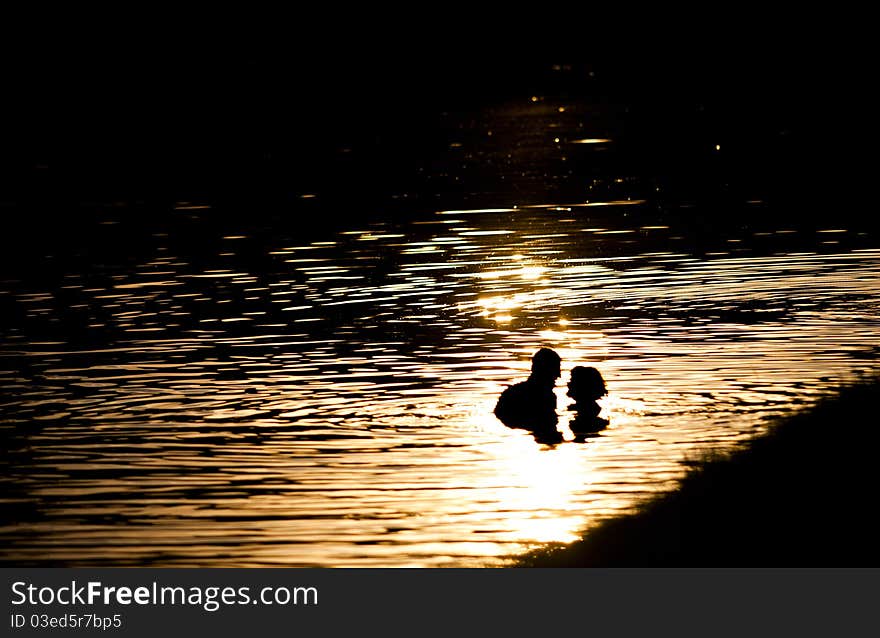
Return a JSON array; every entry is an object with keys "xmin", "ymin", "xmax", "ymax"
[
  {"xmin": 494, "ymin": 348, "xmax": 562, "ymax": 440},
  {"xmin": 566, "ymin": 365, "xmax": 608, "ymax": 439}
]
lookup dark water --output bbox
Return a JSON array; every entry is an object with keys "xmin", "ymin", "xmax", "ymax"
[{"xmin": 2, "ymin": 80, "xmax": 879, "ymax": 565}]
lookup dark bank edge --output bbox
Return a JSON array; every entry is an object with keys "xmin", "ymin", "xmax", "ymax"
[{"xmin": 517, "ymin": 378, "xmax": 880, "ymax": 567}]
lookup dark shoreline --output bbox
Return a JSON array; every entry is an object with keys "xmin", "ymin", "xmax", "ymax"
[{"xmin": 518, "ymin": 379, "xmax": 880, "ymax": 567}]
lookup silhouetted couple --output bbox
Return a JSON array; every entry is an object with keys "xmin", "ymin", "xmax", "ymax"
[{"xmin": 494, "ymin": 348, "xmax": 607, "ymax": 443}]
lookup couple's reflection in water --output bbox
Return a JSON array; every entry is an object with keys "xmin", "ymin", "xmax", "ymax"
[{"xmin": 494, "ymin": 348, "xmax": 608, "ymax": 444}]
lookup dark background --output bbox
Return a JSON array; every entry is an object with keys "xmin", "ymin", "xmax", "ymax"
[
  {"xmin": 1, "ymin": 33, "xmax": 874, "ymax": 272},
  {"xmin": 3, "ymin": 44, "xmax": 871, "ymax": 198}
]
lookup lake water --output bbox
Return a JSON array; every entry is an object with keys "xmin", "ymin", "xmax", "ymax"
[{"xmin": 2, "ymin": 95, "xmax": 879, "ymax": 566}]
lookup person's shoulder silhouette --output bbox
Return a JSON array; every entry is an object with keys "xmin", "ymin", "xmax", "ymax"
[
  {"xmin": 494, "ymin": 348, "xmax": 561, "ymax": 432},
  {"xmin": 495, "ymin": 379, "xmax": 558, "ymax": 428}
]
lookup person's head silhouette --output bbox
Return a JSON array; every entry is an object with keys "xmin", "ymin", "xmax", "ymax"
[
  {"xmin": 529, "ymin": 348, "xmax": 561, "ymax": 386},
  {"xmin": 567, "ymin": 366, "xmax": 607, "ymax": 404}
]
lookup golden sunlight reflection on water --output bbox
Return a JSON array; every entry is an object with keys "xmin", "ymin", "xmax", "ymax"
[{"xmin": 2, "ymin": 203, "xmax": 880, "ymax": 566}]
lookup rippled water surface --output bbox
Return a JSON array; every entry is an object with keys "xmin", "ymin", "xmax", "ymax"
[{"xmin": 2, "ymin": 97, "xmax": 879, "ymax": 566}]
